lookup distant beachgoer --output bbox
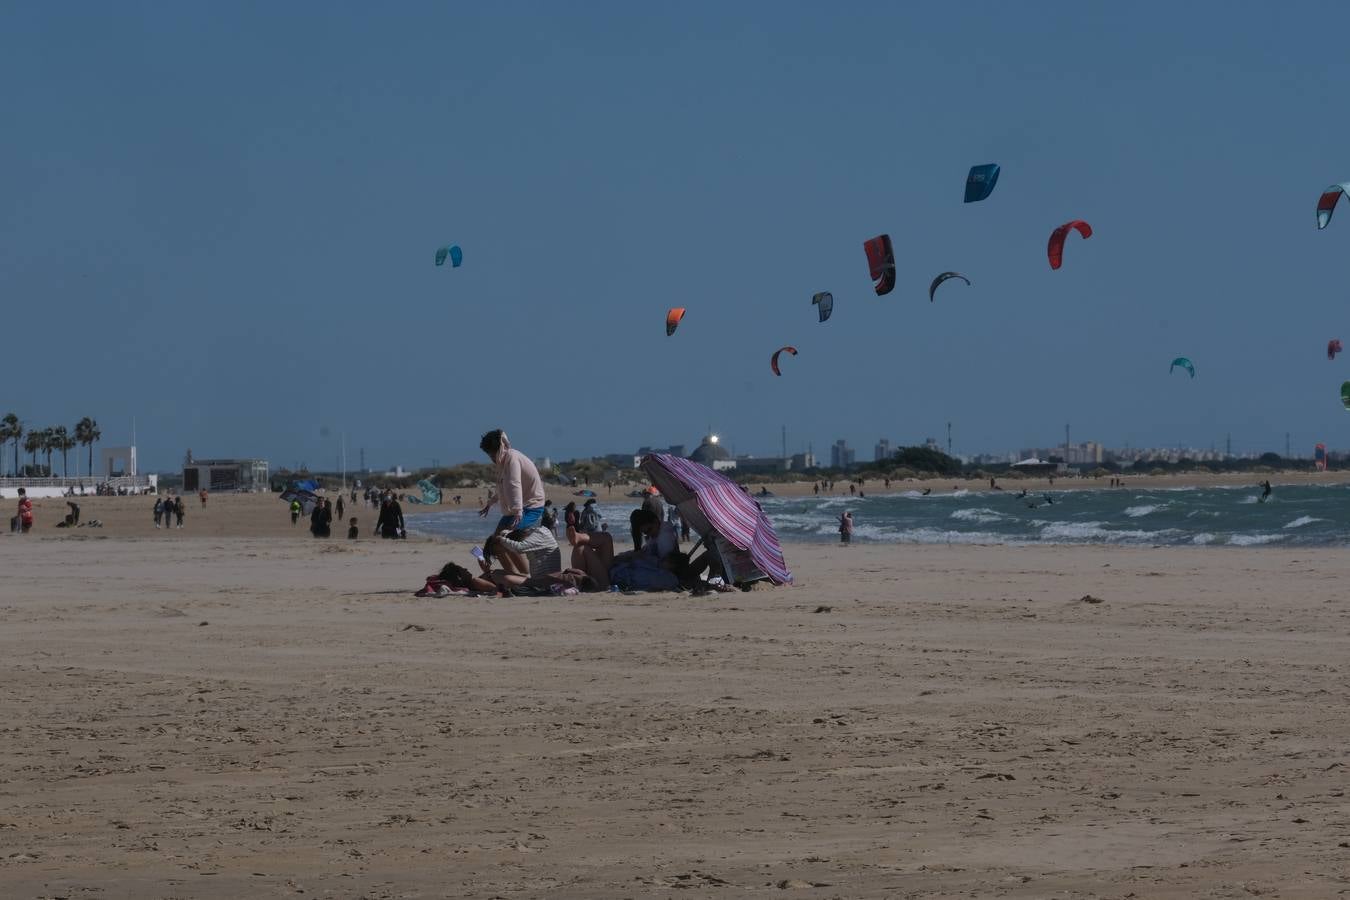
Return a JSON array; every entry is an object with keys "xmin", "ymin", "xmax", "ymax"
[
  {"xmin": 336, "ymin": 496, "xmax": 345, "ymax": 522},
  {"xmin": 347, "ymin": 517, "xmax": 359, "ymax": 540},
  {"xmin": 310, "ymin": 498, "xmax": 333, "ymax": 538},
  {"xmin": 17, "ymin": 488, "xmax": 33, "ymax": 533},
  {"xmin": 290, "ymin": 499, "xmax": 302, "ymax": 525},
  {"xmin": 813, "ymin": 483, "xmax": 819, "ymax": 496},
  {"xmin": 634, "ymin": 488, "xmax": 665, "ymax": 551},
  {"xmin": 153, "ymin": 497, "xmax": 164, "ymax": 529},
  {"xmin": 174, "ymin": 496, "xmax": 185, "ymax": 529},
  {"xmin": 839, "ymin": 511, "xmax": 853, "ymax": 544},
  {"xmin": 199, "ymin": 488, "xmax": 208, "ymax": 509},
  {"xmin": 849, "ymin": 483, "xmax": 856, "ymax": 496},
  {"xmin": 478, "ymin": 429, "xmax": 546, "ymax": 537},
  {"xmin": 1260, "ymin": 480, "xmax": 1272, "ymax": 501},
  {"xmin": 66, "ymin": 500, "xmax": 80, "ymax": 527},
  {"xmin": 578, "ymin": 498, "xmax": 602, "ymax": 533},
  {"xmin": 541, "ymin": 500, "xmax": 558, "ymax": 536},
  {"xmin": 563, "ymin": 500, "xmax": 579, "ymax": 531},
  {"xmin": 376, "ymin": 495, "xmax": 405, "ymax": 539}
]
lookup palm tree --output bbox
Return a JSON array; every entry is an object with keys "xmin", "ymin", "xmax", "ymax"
[
  {"xmin": 52, "ymin": 426, "xmax": 76, "ymax": 478},
  {"xmin": 0, "ymin": 413, "xmax": 20, "ymax": 476},
  {"xmin": 40, "ymin": 427, "xmax": 56, "ymax": 477},
  {"xmin": 75, "ymin": 417, "xmax": 100, "ymax": 479},
  {"xmin": 23, "ymin": 430, "xmax": 42, "ymax": 476}
]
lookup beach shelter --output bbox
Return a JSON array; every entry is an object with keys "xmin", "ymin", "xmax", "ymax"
[{"xmin": 639, "ymin": 453, "xmax": 793, "ymax": 585}]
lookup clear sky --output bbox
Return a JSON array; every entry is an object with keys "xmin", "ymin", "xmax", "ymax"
[{"xmin": 5, "ymin": 2, "xmax": 1350, "ymax": 471}]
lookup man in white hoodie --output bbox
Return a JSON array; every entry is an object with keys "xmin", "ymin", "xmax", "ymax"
[{"xmin": 477, "ymin": 429, "xmax": 547, "ymax": 534}]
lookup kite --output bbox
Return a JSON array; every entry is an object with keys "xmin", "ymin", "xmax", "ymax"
[
  {"xmin": 928, "ymin": 271, "xmax": 970, "ymax": 302},
  {"xmin": 964, "ymin": 164, "xmax": 1000, "ymax": 203},
  {"xmin": 665, "ymin": 307, "xmax": 686, "ymax": 336},
  {"xmin": 770, "ymin": 346, "xmax": 797, "ymax": 377},
  {"xmin": 864, "ymin": 234, "xmax": 896, "ymax": 296},
  {"xmin": 1170, "ymin": 357, "xmax": 1195, "ymax": 378},
  {"xmin": 403, "ymin": 479, "xmax": 442, "ymax": 505},
  {"xmin": 1048, "ymin": 220, "xmax": 1092, "ymax": 269},
  {"xmin": 434, "ymin": 244, "xmax": 463, "ymax": 267},
  {"xmin": 812, "ymin": 291, "xmax": 833, "ymax": 323},
  {"xmin": 1317, "ymin": 184, "xmax": 1350, "ymax": 230},
  {"xmin": 1330, "ymin": 339, "xmax": 1343, "ymax": 361}
]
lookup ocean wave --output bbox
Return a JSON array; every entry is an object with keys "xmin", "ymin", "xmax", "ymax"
[
  {"xmin": 950, "ymin": 507, "xmax": 1006, "ymax": 524},
  {"xmin": 1227, "ymin": 533, "xmax": 1286, "ymax": 546},
  {"xmin": 1038, "ymin": 521, "xmax": 1170, "ymax": 543},
  {"xmin": 1191, "ymin": 532, "xmax": 1215, "ymax": 545},
  {"xmin": 1283, "ymin": 515, "xmax": 1325, "ymax": 529},
  {"xmin": 1123, "ymin": 504, "xmax": 1162, "ymax": 518}
]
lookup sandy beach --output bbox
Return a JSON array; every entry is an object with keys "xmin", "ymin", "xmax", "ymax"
[{"xmin": 4, "ymin": 527, "xmax": 1350, "ymax": 898}]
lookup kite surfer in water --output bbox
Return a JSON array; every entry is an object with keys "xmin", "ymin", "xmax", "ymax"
[{"xmin": 1259, "ymin": 480, "xmax": 1272, "ymax": 503}]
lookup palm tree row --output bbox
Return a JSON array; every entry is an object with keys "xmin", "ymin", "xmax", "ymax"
[{"xmin": 0, "ymin": 414, "xmax": 101, "ymax": 479}]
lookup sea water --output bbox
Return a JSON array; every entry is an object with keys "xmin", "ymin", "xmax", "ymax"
[{"xmin": 408, "ymin": 484, "xmax": 1350, "ymax": 548}]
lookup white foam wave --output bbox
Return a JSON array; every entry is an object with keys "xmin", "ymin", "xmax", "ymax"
[
  {"xmin": 1191, "ymin": 532, "xmax": 1215, "ymax": 545},
  {"xmin": 1038, "ymin": 521, "xmax": 1167, "ymax": 543},
  {"xmin": 1227, "ymin": 533, "xmax": 1285, "ymax": 546},
  {"xmin": 1283, "ymin": 515, "xmax": 1325, "ymax": 529},
  {"xmin": 950, "ymin": 507, "xmax": 1006, "ymax": 524},
  {"xmin": 1124, "ymin": 504, "xmax": 1162, "ymax": 518}
]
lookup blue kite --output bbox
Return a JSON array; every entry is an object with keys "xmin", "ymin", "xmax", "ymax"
[{"xmin": 964, "ymin": 164, "xmax": 1000, "ymax": 203}]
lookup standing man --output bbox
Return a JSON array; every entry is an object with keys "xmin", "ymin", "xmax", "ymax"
[{"xmin": 477, "ymin": 429, "xmax": 546, "ymax": 537}]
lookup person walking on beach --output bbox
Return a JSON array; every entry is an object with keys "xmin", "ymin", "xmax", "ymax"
[
  {"xmin": 174, "ymin": 496, "xmax": 185, "ymax": 529},
  {"xmin": 153, "ymin": 497, "xmax": 164, "ymax": 529},
  {"xmin": 477, "ymin": 429, "xmax": 546, "ymax": 537},
  {"xmin": 839, "ymin": 510, "xmax": 854, "ymax": 544},
  {"xmin": 290, "ymin": 498, "xmax": 302, "ymax": 525},
  {"xmin": 16, "ymin": 488, "xmax": 33, "ymax": 533},
  {"xmin": 199, "ymin": 488, "xmax": 208, "ymax": 509},
  {"xmin": 310, "ymin": 497, "xmax": 333, "ymax": 538},
  {"xmin": 336, "ymin": 496, "xmax": 345, "ymax": 522},
  {"xmin": 376, "ymin": 494, "xmax": 405, "ymax": 539}
]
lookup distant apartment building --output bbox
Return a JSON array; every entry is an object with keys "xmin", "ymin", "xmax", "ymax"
[
  {"xmin": 874, "ymin": 439, "xmax": 892, "ymax": 462},
  {"xmin": 830, "ymin": 440, "xmax": 855, "ymax": 469},
  {"xmin": 790, "ymin": 451, "xmax": 817, "ymax": 470},
  {"xmin": 1064, "ymin": 442, "xmax": 1104, "ymax": 465}
]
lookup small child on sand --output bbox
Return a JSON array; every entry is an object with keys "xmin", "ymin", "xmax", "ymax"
[{"xmin": 347, "ymin": 517, "xmax": 359, "ymax": 540}]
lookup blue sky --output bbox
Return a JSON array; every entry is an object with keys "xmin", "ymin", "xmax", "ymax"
[{"xmin": 5, "ymin": 2, "xmax": 1350, "ymax": 471}]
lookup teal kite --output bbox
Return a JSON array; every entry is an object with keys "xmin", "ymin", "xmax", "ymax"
[
  {"xmin": 435, "ymin": 244, "xmax": 463, "ymax": 268},
  {"xmin": 1169, "ymin": 357, "xmax": 1195, "ymax": 379}
]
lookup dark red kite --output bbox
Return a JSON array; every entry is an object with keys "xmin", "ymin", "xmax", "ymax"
[
  {"xmin": 1047, "ymin": 220, "xmax": 1092, "ymax": 270},
  {"xmin": 864, "ymin": 234, "xmax": 896, "ymax": 295}
]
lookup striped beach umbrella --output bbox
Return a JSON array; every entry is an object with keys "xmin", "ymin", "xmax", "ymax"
[{"xmin": 639, "ymin": 453, "xmax": 793, "ymax": 585}]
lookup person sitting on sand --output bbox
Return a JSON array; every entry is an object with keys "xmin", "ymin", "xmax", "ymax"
[{"xmin": 347, "ymin": 517, "xmax": 359, "ymax": 539}]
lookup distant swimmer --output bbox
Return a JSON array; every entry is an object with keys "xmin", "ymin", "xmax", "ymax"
[
  {"xmin": 1044, "ymin": 494, "xmax": 1055, "ymax": 505},
  {"xmin": 921, "ymin": 488, "xmax": 932, "ymax": 496},
  {"xmin": 1259, "ymin": 480, "xmax": 1272, "ymax": 502},
  {"xmin": 1017, "ymin": 489, "xmax": 1028, "ymax": 499}
]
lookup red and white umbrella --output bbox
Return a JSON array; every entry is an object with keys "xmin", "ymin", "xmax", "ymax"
[{"xmin": 639, "ymin": 453, "xmax": 793, "ymax": 585}]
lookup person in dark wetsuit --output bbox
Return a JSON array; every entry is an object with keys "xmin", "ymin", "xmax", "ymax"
[{"xmin": 1260, "ymin": 480, "xmax": 1272, "ymax": 502}]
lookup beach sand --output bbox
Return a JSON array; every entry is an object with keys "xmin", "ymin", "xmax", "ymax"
[{"xmin": 4, "ymin": 530, "xmax": 1350, "ymax": 897}]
